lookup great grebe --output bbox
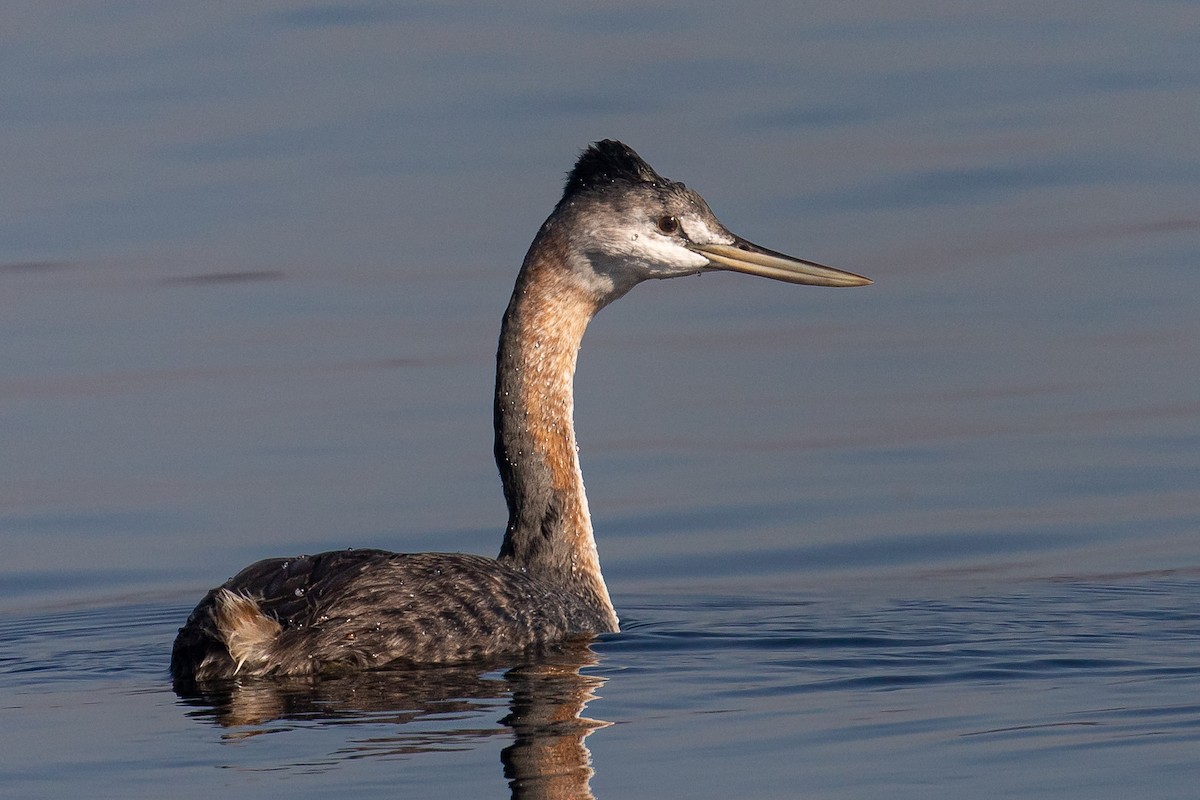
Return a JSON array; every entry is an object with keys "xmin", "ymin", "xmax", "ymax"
[{"xmin": 171, "ymin": 140, "xmax": 871, "ymax": 681}]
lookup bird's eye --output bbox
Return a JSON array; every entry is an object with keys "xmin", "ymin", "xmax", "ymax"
[{"xmin": 656, "ymin": 215, "xmax": 680, "ymax": 235}]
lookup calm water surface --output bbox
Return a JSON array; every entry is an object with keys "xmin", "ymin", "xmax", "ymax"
[{"xmin": 3, "ymin": 2, "xmax": 1199, "ymax": 798}]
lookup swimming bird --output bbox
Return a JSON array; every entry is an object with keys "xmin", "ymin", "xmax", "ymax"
[{"xmin": 170, "ymin": 140, "xmax": 871, "ymax": 681}]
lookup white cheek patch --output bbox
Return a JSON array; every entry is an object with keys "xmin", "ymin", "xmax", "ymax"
[
  {"xmin": 581, "ymin": 211, "xmax": 727, "ymax": 288},
  {"xmin": 678, "ymin": 215, "xmax": 733, "ymax": 247},
  {"xmin": 631, "ymin": 235, "xmax": 710, "ymax": 270}
]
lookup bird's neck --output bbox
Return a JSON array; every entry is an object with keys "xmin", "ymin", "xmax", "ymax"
[{"xmin": 494, "ymin": 239, "xmax": 619, "ymax": 631}]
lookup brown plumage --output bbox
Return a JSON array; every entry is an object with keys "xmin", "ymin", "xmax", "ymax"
[{"xmin": 171, "ymin": 140, "xmax": 870, "ymax": 682}]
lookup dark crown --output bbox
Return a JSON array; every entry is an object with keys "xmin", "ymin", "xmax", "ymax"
[{"xmin": 562, "ymin": 140, "xmax": 666, "ymax": 199}]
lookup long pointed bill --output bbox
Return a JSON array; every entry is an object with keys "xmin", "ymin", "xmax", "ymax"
[{"xmin": 690, "ymin": 237, "xmax": 871, "ymax": 287}]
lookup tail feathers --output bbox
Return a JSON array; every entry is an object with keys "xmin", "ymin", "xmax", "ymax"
[{"xmin": 213, "ymin": 589, "xmax": 282, "ymax": 675}]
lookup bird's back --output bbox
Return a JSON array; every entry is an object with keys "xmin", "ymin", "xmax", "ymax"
[{"xmin": 170, "ymin": 549, "xmax": 609, "ymax": 681}]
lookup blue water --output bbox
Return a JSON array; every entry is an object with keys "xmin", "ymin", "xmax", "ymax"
[{"xmin": 3, "ymin": 2, "xmax": 1200, "ymax": 798}]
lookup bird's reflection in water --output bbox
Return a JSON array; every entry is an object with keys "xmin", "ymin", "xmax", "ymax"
[{"xmin": 174, "ymin": 640, "xmax": 607, "ymax": 799}]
